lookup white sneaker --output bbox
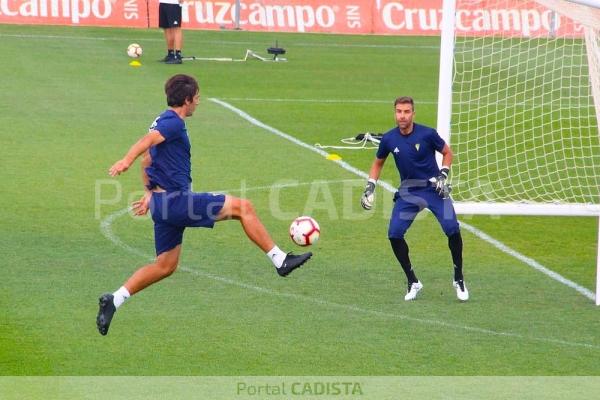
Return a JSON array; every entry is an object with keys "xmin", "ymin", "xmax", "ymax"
[
  {"xmin": 453, "ymin": 280, "xmax": 469, "ymax": 301},
  {"xmin": 404, "ymin": 281, "xmax": 423, "ymax": 301}
]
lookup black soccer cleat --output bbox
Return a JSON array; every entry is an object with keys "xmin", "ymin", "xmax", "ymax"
[
  {"xmin": 276, "ymin": 252, "xmax": 312, "ymax": 277},
  {"xmin": 96, "ymin": 293, "xmax": 116, "ymax": 336},
  {"xmin": 165, "ymin": 56, "xmax": 183, "ymax": 65}
]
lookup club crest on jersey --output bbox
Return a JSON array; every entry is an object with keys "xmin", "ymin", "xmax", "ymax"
[
  {"xmin": 393, "ymin": 147, "xmax": 400, "ymax": 154},
  {"xmin": 149, "ymin": 116, "xmax": 160, "ymax": 132},
  {"xmin": 415, "ymin": 143, "xmax": 420, "ymax": 151}
]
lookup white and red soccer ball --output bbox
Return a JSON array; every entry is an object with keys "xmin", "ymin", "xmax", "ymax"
[
  {"xmin": 127, "ymin": 43, "xmax": 143, "ymax": 58},
  {"xmin": 289, "ymin": 216, "xmax": 320, "ymax": 246}
]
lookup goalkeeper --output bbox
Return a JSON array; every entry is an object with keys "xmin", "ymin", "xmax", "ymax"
[{"xmin": 361, "ymin": 97, "xmax": 468, "ymax": 301}]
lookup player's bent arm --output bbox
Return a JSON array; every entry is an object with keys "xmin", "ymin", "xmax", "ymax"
[
  {"xmin": 122, "ymin": 130, "xmax": 164, "ymax": 167},
  {"xmin": 131, "ymin": 149, "xmax": 155, "ymax": 216},
  {"xmin": 140, "ymin": 150, "xmax": 152, "ymax": 191},
  {"xmin": 368, "ymin": 157, "xmax": 386, "ymax": 181},
  {"xmin": 131, "ymin": 150, "xmax": 152, "ymax": 216},
  {"xmin": 109, "ymin": 130, "xmax": 165, "ymax": 176},
  {"xmin": 440, "ymin": 144, "xmax": 453, "ymax": 171}
]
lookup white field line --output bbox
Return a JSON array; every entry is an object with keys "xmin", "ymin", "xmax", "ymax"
[
  {"xmin": 0, "ymin": 33, "xmax": 437, "ymax": 49},
  {"xmin": 100, "ymin": 199, "xmax": 598, "ymax": 350},
  {"xmin": 213, "ymin": 178, "xmax": 362, "ymax": 194},
  {"xmin": 219, "ymin": 98, "xmax": 403, "ymax": 104},
  {"xmin": 209, "ymin": 97, "xmax": 596, "ymax": 302},
  {"xmin": 460, "ymin": 223, "xmax": 595, "ymax": 299},
  {"xmin": 217, "ymin": 97, "xmax": 589, "ymax": 108},
  {"xmin": 13, "ymin": 32, "xmax": 584, "ymax": 58}
]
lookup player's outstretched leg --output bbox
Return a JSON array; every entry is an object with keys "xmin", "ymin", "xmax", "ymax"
[
  {"xmin": 217, "ymin": 196, "xmax": 313, "ymax": 277},
  {"xmin": 96, "ymin": 293, "xmax": 116, "ymax": 336}
]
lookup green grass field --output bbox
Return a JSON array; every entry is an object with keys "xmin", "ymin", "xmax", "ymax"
[{"xmin": 1, "ymin": 23, "xmax": 599, "ymax": 384}]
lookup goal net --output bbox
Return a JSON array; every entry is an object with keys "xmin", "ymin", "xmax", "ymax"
[
  {"xmin": 440, "ymin": 0, "xmax": 600, "ymax": 216},
  {"xmin": 437, "ymin": 0, "xmax": 600, "ymax": 304}
]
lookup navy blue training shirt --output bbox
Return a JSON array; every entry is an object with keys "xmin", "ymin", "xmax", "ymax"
[
  {"xmin": 146, "ymin": 109, "xmax": 192, "ymax": 192},
  {"xmin": 376, "ymin": 123, "xmax": 446, "ymax": 185}
]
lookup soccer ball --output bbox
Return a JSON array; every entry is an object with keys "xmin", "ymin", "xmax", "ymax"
[
  {"xmin": 127, "ymin": 43, "xmax": 143, "ymax": 58},
  {"xmin": 289, "ymin": 216, "xmax": 320, "ymax": 246}
]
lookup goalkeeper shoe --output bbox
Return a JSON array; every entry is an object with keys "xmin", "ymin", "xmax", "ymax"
[
  {"xmin": 404, "ymin": 281, "xmax": 423, "ymax": 301},
  {"xmin": 453, "ymin": 280, "xmax": 469, "ymax": 301},
  {"xmin": 276, "ymin": 252, "xmax": 312, "ymax": 277},
  {"xmin": 96, "ymin": 293, "xmax": 117, "ymax": 336}
]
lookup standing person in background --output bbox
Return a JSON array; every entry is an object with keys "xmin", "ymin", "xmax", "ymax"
[{"xmin": 159, "ymin": 0, "xmax": 184, "ymax": 64}]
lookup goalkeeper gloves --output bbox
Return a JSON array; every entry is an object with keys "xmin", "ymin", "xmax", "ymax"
[
  {"xmin": 433, "ymin": 167, "xmax": 452, "ymax": 199},
  {"xmin": 361, "ymin": 179, "xmax": 376, "ymax": 210}
]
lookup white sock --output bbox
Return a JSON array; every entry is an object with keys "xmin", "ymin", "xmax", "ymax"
[
  {"xmin": 267, "ymin": 246, "xmax": 287, "ymax": 268},
  {"xmin": 112, "ymin": 286, "xmax": 131, "ymax": 309}
]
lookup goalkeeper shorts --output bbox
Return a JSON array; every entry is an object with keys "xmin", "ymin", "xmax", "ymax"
[{"xmin": 388, "ymin": 186, "xmax": 459, "ymax": 239}]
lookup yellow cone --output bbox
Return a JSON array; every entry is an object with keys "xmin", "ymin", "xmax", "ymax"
[
  {"xmin": 326, "ymin": 153, "xmax": 342, "ymax": 161},
  {"xmin": 129, "ymin": 60, "xmax": 142, "ymax": 67}
]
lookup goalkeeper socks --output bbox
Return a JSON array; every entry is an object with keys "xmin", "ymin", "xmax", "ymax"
[
  {"xmin": 390, "ymin": 238, "xmax": 419, "ymax": 283},
  {"xmin": 175, "ymin": 50, "xmax": 182, "ymax": 59},
  {"xmin": 453, "ymin": 265, "xmax": 463, "ymax": 282},
  {"xmin": 448, "ymin": 231, "xmax": 464, "ymax": 281},
  {"xmin": 407, "ymin": 269, "xmax": 418, "ymax": 284},
  {"xmin": 167, "ymin": 49, "xmax": 174, "ymax": 57},
  {"xmin": 112, "ymin": 286, "xmax": 130, "ymax": 309},
  {"xmin": 267, "ymin": 246, "xmax": 286, "ymax": 268}
]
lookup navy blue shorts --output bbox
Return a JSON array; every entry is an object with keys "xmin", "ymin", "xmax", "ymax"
[
  {"xmin": 388, "ymin": 185, "xmax": 459, "ymax": 239},
  {"xmin": 150, "ymin": 191, "xmax": 226, "ymax": 256},
  {"xmin": 159, "ymin": 3, "xmax": 182, "ymax": 29}
]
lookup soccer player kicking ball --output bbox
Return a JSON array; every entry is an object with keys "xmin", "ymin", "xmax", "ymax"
[
  {"xmin": 360, "ymin": 96, "xmax": 468, "ymax": 302},
  {"xmin": 97, "ymin": 74, "xmax": 312, "ymax": 336}
]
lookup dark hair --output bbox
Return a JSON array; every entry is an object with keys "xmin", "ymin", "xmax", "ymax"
[
  {"xmin": 394, "ymin": 96, "xmax": 414, "ymax": 110},
  {"xmin": 165, "ymin": 74, "xmax": 199, "ymax": 107}
]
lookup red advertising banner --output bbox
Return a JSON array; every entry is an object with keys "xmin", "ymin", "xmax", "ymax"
[
  {"xmin": 152, "ymin": 0, "xmax": 377, "ymax": 34},
  {"xmin": 0, "ymin": 0, "xmax": 149, "ymax": 27},
  {"xmin": 0, "ymin": 0, "xmax": 585, "ymax": 37},
  {"xmin": 379, "ymin": 0, "xmax": 585, "ymax": 37}
]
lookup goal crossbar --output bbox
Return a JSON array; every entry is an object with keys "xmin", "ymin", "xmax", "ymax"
[{"xmin": 455, "ymin": 202, "xmax": 600, "ymax": 216}]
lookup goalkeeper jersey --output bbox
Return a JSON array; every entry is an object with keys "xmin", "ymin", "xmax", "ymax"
[{"xmin": 376, "ymin": 123, "xmax": 446, "ymax": 185}]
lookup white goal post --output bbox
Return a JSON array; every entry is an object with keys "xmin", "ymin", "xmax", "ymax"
[{"xmin": 437, "ymin": 0, "xmax": 600, "ymax": 303}]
